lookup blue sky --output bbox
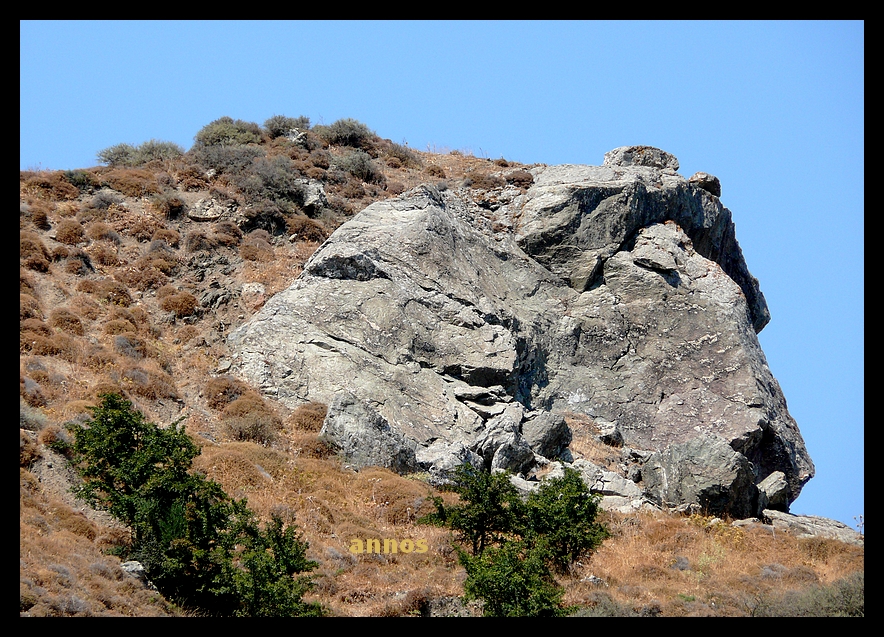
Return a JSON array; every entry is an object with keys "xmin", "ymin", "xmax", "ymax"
[{"xmin": 20, "ymin": 21, "xmax": 863, "ymax": 529}]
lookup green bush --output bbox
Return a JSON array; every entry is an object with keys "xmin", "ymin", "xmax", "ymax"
[
  {"xmin": 97, "ymin": 140, "xmax": 184, "ymax": 167},
  {"xmin": 420, "ymin": 463, "xmax": 608, "ymax": 617},
  {"xmin": 65, "ymin": 393, "xmax": 323, "ymax": 616},
  {"xmin": 314, "ymin": 117, "xmax": 376, "ymax": 149},
  {"xmin": 332, "ymin": 150, "xmax": 385, "ymax": 185},
  {"xmin": 264, "ymin": 114, "xmax": 311, "ymax": 139},
  {"xmin": 458, "ymin": 539, "xmax": 572, "ymax": 617},
  {"xmin": 195, "ymin": 116, "xmax": 263, "ymax": 147}
]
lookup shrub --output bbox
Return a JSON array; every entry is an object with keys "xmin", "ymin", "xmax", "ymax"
[
  {"xmin": 184, "ymin": 230, "xmax": 217, "ymax": 253},
  {"xmin": 49, "ymin": 308, "xmax": 84, "ymax": 336},
  {"xmin": 458, "ymin": 539, "xmax": 571, "ymax": 617},
  {"xmin": 159, "ymin": 290, "xmax": 198, "ymax": 318},
  {"xmin": 240, "ymin": 202, "xmax": 286, "ymax": 236},
  {"xmin": 205, "ymin": 376, "xmax": 252, "ymax": 410},
  {"xmin": 149, "ymin": 191, "xmax": 186, "ymax": 219},
  {"xmin": 332, "ymin": 149, "xmax": 385, "ymax": 184},
  {"xmin": 100, "ymin": 168, "xmax": 161, "ymax": 197},
  {"xmin": 187, "ymin": 143, "xmax": 264, "ymax": 177},
  {"xmin": 20, "ymin": 232, "xmax": 51, "ymax": 272},
  {"xmin": 195, "ymin": 116, "xmax": 264, "ymax": 147},
  {"xmin": 285, "ymin": 215, "xmax": 327, "ymax": 243},
  {"xmin": 230, "ymin": 155, "xmax": 306, "ymax": 212},
  {"xmin": 421, "ymin": 464, "xmax": 608, "ymax": 617},
  {"xmin": 212, "ymin": 220, "xmax": 243, "ymax": 246},
  {"xmin": 54, "ymin": 219, "xmax": 86, "ymax": 245},
  {"xmin": 240, "ymin": 231, "xmax": 275, "ymax": 261},
  {"xmin": 85, "ymin": 221, "xmax": 121, "ymax": 244},
  {"xmin": 221, "ymin": 395, "xmax": 283, "ymax": 445},
  {"xmin": 21, "ymin": 171, "xmax": 80, "ymax": 201},
  {"xmin": 506, "ymin": 170, "xmax": 534, "ymax": 188},
  {"xmin": 315, "ymin": 117, "xmax": 376, "ymax": 149},
  {"xmin": 425, "ymin": 164, "xmax": 446, "ymax": 178},
  {"xmin": 264, "ymin": 114, "xmax": 311, "ymax": 139},
  {"xmin": 287, "ymin": 402, "xmax": 328, "ymax": 432},
  {"xmin": 65, "ymin": 393, "xmax": 323, "ymax": 616},
  {"xmin": 151, "ymin": 228, "xmax": 180, "ymax": 247}
]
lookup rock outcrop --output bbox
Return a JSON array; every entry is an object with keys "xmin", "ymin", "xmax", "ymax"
[{"xmin": 228, "ymin": 146, "xmax": 814, "ymax": 518}]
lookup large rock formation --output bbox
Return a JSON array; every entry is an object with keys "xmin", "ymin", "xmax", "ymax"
[{"xmin": 227, "ymin": 146, "xmax": 814, "ymax": 518}]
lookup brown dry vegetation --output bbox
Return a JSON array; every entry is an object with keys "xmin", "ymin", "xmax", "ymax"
[{"xmin": 19, "ymin": 120, "xmax": 862, "ymax": 617}]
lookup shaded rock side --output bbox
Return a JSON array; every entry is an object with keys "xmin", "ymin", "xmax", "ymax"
[{"xmin": 228, "ymin": 148, "xmax": 814, "ymax": 517}]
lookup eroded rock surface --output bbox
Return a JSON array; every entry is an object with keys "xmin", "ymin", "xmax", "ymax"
[{"xmin": 228, "ymin": 146, "xmax": 814, "ymax": 517}]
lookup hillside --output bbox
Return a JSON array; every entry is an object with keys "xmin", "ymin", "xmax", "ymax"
[{"xmin": 20, "ymin": 116, "xmax": 863, "ymax": 617}]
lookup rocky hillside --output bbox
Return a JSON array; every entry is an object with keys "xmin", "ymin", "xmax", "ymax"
[{"xmin": 20, "ymin": 117, "xmax": 862, "ymax": 616}]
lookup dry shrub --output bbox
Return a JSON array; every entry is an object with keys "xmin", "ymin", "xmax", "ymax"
[
  {"xmin": 113, "ymin": 334, "xmax": 149, "ymax": 359},
  {"xmin": 120, "ymin": 363, "xmax": 178, "ymax": 400},
  {"xmin": 87, "ymin": 242, "xmax": 119, "ymax": 267},
  {"xmin": 55, "ymin": 219, "xmax": 86, "ymax": 245},
  {"xmin": 21, "ymin": 293, "xmax": 44, "ymax": 321},
  {"xmin": 49, "ymin": 308, "xmax": 84, "ymax": 336},
  {"xmin": 425, "ymin": 164, "xmax": 446, "ymax": 178},
  {"xmin": 506, "ymin": 170, "xmax": 534, "ymax": 188},
  {"xmin": 184, "ymin": 229, "xmax": 217, "ymax": 253},
  {"xmin": 21, "ymin": 269, "xmax": 37, "ymax": 296},
  {"xmin": 22, "ymin": 333, "xmax": 61, "ymax": 356},
  {"xmin": 205, "ymin": 375, "xmax": 252, "ymax": 410},
  {"xmin": 100, "ymin": 168, "xmax": 160, "ymax": 197},
  {"xmin": 76, "ymin": 278, "xmax": 132, "ymax": 307},
  {"xmin": 291, "ymin": 432, "xmax": 336, "ymax": 459},
  {"xmin": 240, "ymin": 230, "xmax": 275, "ymax": 262},
  {"xmin": 221, "ymin": 394, "xmax": 283, "ymax": 444},
  {"xmin": 286, "ymin": 215, "xmax": 327, "ymax": 243},
  {"xmin": 103, "ymin": 319, "xmax": 137, "ymax": 335},
  {"xmin": 464, "ymin": 171, "xmax": 504, "ymax": 190},
  {"xmin": 21, "ymin": 430, "xmax": 41, "ymax": 467},
  {"xmin": 151, "ymin": 227, "xmax": 180, "ymax": 247},
  {"xmin": 288, "ymin": 401, "xmax": 328, "ymax": 432},
  {"xmin": 37, "ymin": 424, "xmax": 73, "ymax": 452},
  {"xmin": 21, "ymin": 318, "xmax": 52, "ymax": 338},
  {"xmin": 125, "ymin": 217, "xmax": 164, "ymax": 243},
  {"xmin": 64, "ymin": 251, "xmax": 94, "ymax": 275},
  {"xmin": 385, "ymin": 181, "xmax": 406, "ymax": 196},
  {"xmin": 117, "ymin": 263, "xmax": 168, "ymax": 292},
  {"xmin": 159, "ymin": 289, "xmax": 198, "ymax": 317},
  {"xmin": 24, "ymin": 199, "xmax": 53, "ymax": 229},
  {"xmin": 21, "ymin": 171, "xmax": 80, "ymax": 200},
  {"xmin": 85, "ymin": 221, "xmax": 121, "ymax": 244},
  {"xmin": 69, "ymin": 295, "xmax": 102, "ymax": 321},
  {"xmin": 21, "ymin": 232, "xmax": 51, "ymax": 272},
  {"xmin": 54, "ymin": 509, "xmax": 99, "ymax": 541},
  {"xmin": 212, "ymin": 220, "xmax": 243, "ymax": 246},
  {"xmin": 83, "ymin": 346, "xmax": 116, "ymax": 371}
]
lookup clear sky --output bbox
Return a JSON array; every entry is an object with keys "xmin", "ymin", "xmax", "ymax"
[{"xmin": 20, "ymin": 20, "xmax": 863, "ymax": 530}]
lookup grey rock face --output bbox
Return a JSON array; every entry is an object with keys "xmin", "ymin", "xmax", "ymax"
[{"xmin": 228, "ymin": 147, "xmax": 814, "ymax": 517}]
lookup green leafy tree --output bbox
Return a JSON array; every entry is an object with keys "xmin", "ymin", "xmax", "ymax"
[
  {"xmin": 420, "ymin": 462, "xmax": 608, "ymax": 616},
  {"xmin": 457, "ymin": 539, "xmax": 572, "ymax": 617},
  {"xmin": 521, "ymin": 467, "xmax": 610, "ymax": 573},
  {"xmin": 421, "ymin": 463, "xmax": 524, "ymax": 555},
  {"xmin": 65, "ymin": 393, "xmax": 323, "ymax": 616}
]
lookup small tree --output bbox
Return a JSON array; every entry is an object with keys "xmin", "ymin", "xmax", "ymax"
[
  {"xmin": 65, "ymin": 393, "xmax": 323, "ymax": 616},
  {"xmin": 420, "ymin": 463, "xmax": 608, "ymax": 617}
]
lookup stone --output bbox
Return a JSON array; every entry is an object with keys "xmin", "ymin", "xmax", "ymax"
[
  {"xmin": 761, "ymin": 510, "xmax": 864, "ymax": 546},
  {"xmin": 228, "ymin": 148, "xmax": 814, "ymax": 517},
  {"xmin": 689, "ymin": 171, "xmax": 722, "ymax": 197}
]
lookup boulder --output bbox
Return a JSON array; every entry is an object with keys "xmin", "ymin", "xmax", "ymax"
[{"xmin": 228, "ymin": 148, "xmax": 814, "ymax": 517}]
